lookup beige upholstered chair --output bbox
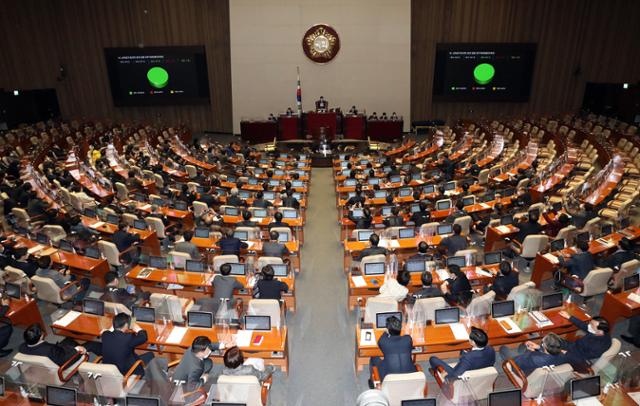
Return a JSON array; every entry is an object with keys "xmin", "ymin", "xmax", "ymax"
[
  {"xmin": 247, "ymin": 299, "xmax": 281, "ymax": 329},
  {"xmin": 217, "ymin": 374, "xmax": 272, "ymax": 406},
  {"xmin": 466, "ymin": 291, "xmax": 496, "ymax": 317},
  {"xmin": 373, "ymin": 369, "xmax": 427, "ymax": 406},
  {"xmin": 41, "ymin": 225, "xmax": 67, "ymax": 243},
  {"xmin": 503, "ymin": 361, "xmax": 574, "ymax": 399},
  {"xmin": 150, "ymin": 293, "xmax": 193, "ymax": 323},
  {"xmin": 413, "ymin": 297, "xmax": 447, "ymax": 322},
  {"xmin": 168, "ymin": 251, "xmax": 191, "ymax": 269},
  {"xmin": 363, "ymin": 297, "xmax": 398, "ymax": 325},
  {"xmin": 255, "ymin": 256, "xmax": 283, "ymax": 272},
  {"xmin": 433, "ymin": 366, "xmax": 498, "ymax": 403},
  {"xmin": 213, "ymin": 255, "xmax": 240, "ymax": 272},
  {"xmin": 31, "ymin": 275, "xmax": 79, "ymax": 305},
  {"xmin": 78, "ymin": 360, "xmax": 144, "ymax": 399},
  {"xmin": 577, "ymin": 268, "xmax": 614, "ymax": 298},
  {"xmin": 13, "ymin": 351, "xmax": 87, "ymax": 386}
]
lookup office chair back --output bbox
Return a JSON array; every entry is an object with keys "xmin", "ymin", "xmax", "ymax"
[
  {"xmin": 213, "ymin": 255, "xmax": 240, "ymax": 272},
  {"xmin": 363, "ymin": 297, "xmax": 398, "ymax": 325},
  {"xmin": 217, "ymin": 375, "xmax": 264, "ymax": 406},
  {"xmin": 580, "ymin": 268, "xmax": 614, "ymax": 297},
  {"xmin": 413, "ymin": 297, "xmax": 447, "ymax": 323},
  {"xmin": 381, "ymin": 371, "xmax": 427, "ymax": 406},
  {"xmin": 466, "ymin": 291, "xmax": 495, "ymax": 317},
  {"xmin": 247, "ymin": 299, "xmax": 281, "ymax": 329},
  {"xmin": 450, "ymin": 367, "xmax": 498, "ymax": 403}
]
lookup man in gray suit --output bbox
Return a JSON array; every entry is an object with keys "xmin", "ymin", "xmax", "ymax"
[
  {"xmin": 174, "ymin": 230, "xmax": 201, "ymax": 260},
  {"xmin": 35, "ymin": 256, "xmax": 89, "ymax": 303},
  {"xmin": 173, "ymin": 336, "xmax": 223, "ymax": 387},
  {"xmin": 197, "ymin": 263, "xmax": 243, "ymax": 313},
  {"xmin": 261, "ymin": 231, "xmax": 290, "ymax": 258}
]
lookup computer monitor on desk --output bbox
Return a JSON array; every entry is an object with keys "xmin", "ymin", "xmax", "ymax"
[
  {"xmin": 5, "ymin": 283, "xmax": 21, "ymax": 299},
  {"xmin": 550, "ymin": 238, "xmax": 565, "ymax": 252},
  {"xmin": 462, "ymin": 196, "xmax": 475, "ymax": 207},
  {"xmin": 224, "ymin": 207, "xmax": 239, "ymax": 216},
  {"xmin": 488, "ymin": 389, "xmax": 522, "ymax": 406},
  {"xmin": 401, "ymin": 399, "xmax": 436, "ymax": 406},
  {"xmin": 571, "ymin": 376, "xmax": 600, "ymax": 405},
  {"xmin": 444, "ymin": 181, "xmax": 456, "ymax": 191},
  {"xmin": 244, "ymin": 315, "xmax": 271, "ymax": 331},
  {"xmin": 252, "ymin": 208, "xmax": 267, "ymax": 218},
  {"xmin": 364, "ymin": 262, "xmax": 385, "ymax": 276},
  {"xmin": 437, "ymin": 224, "xmax": 452, "ymax": 235},
  {"xmin": 227, "ymin": 263, "xmax": 246, "ymax": 276},
  {"xmin": 83, "ymin": 299, "xmax": 105, "ymax": 316},
  {"xmin": 233, "ymin": 230, "xmax": 248, "ymax": 241},
  {"xmin": 125, "ymin": 395, "xmax": 160, "ymax": 406},
  {"xmin": 436, "ymin": 200, "xmax": 451, "ymax": 211},
  {"xmin": 484, "ymin": 251, "xmax": 502, "ymax": 265},
  {"xmin": 600, "ymin": 223, "xmax": 613, "ymax": 237},
  {"xmin": 195, "ymin": 227, "xmax": 210, "ymax": 238},
  {"xmin": 59, "ymin": 239, "xmax": 74, "ymax": 253},
  {"xmin": 368, "ymin": 178, "xmax": 380, "ymax": 185},
  {"xmin": 374, "ymin": 190, "xmax": 387, "ymax": 199},
  {"xmin": 541, "ymin": 292, "xmax": 564, "ymax": 310},
  {"xmin": 271, "ymin": 264, "xmax": 288, "ymax": 277},
  {"xmin": 491, "ymin": 300, "xmax": 515, "ymax": 318},
  {"xmin": 423, "ymin": 185, "xmax": 435, "ymax": 194},
  {"xmin": 624, "ymin": 274, "xmax": 640, "ymax": 291},
  {"xmin": 263, "ymin": 191, "xmax": 276, "ymax": 201},
  {"xmin": 186, "ymin": 260, "xmax": 205, "ymax": 273},
  {"xmin": 187, "ymin": 311, "xmax": 213, "ymax": 328},
  {"xmin": 134, "ymin": 219, "xmax": 147, "ymax": 230},
  {"xmin": 500, "ymin": 215, "xmax": 513, "ymax": 226},
  {"xmin": 46, "ymin": 385, "xmax": 77, "ymax": 406},
  {"xmin": 435, "ymin": 307, "xmax": 460, "ymax": 324},
  {"xmin": 85, "ymin": 246, "xmax": 101, "ymax": 259},
  {"xmin": 381, "ymin": 206, "xmax": 393, "ymax": 216},
  {"xmin": 446, "ymin": 256, "xmax": 465, "ymax": 268},
  {"xmin": 399, "ymin": 228, "xmax": 415, "ymax": 239},
  {"xmin": 376, "ymin": 311, "xmax": 402, "ymax": 328},
  {"xmin": 576, "ymin": 231, "xmax": 590, "ymax": 245},
  {"xmin": 398, "ymin": 188, "xmax": 412, "ymax": 197},
  {"xmin": 405, "ymin": 260, "xmax": 426, "ymax": 273},
  {"xmin": 106, "ymin": 214, "xmax": 120, "ymax": 225},
  {"xmin": 36, "ymin": 233, "xmax": 49, "ymax": 245},
  {"xmin": 133, "ymin": 306, "xmax": 156, "ymax": 323},
  {"xmin": 149, "ymin": 256, "xmax": 167, "ymax": 269}
]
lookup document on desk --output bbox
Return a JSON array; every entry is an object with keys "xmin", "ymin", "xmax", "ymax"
[
  {"xmin": 475, "ymin": 268, "xmax": 493, "ymax": 278},
  {"xmin": 235, "ymin": 330, "xmax": 253, "ymax": 347},
  {"xmin": 543, "ymin": 253, "xmax": 559, "ymax": 264},
  {"xmin": 627, "ymin": 293, "xmax": 640, "ymax": 304},
  {"xmin": 90, "ymin": 221, "xmax": 105, "ymax": 229},
  {"xmin": 166, "ymin": 326, "xmax": 188, "ymax": 344},
  {"xmin": 436, "ymin": 269, "xmax": 450, "ymax": 281},
  {"xmin": 480, "ymin": 203, "xmax": 491, "ymax": 209},
  {"xmin": 351, "ymin": 276, "xmax": 367, "ymax": 288},
  {"xmin": 449, "ymin": 323, "xmax": 469, "ymax": 340},
  {"xmin": 496, "ymin": 317, "xmax": 522, "ymax": 334},
  {"xmin": 360, "ymin": 329, "xmax": 376, "ymax": 346},
  {"xmin": 54, "ymin": 310, "xmax": 81, "ymax": 327},
  {"xmin": 166, "ymin": 283, "xmax": 184, "ymax": 290},
  {"xmin": 628, "ymin": 391, "xmax": 640, "ymax": 405},
  {"xmin": 27, "ymin": 244, "xmax": 44, "ymax": 255},
  {"xmin": 388, "ymin": 240, "xmax": 400, "ymax": 248},
  {"xmin": 245, "ymin": 241, "xmax": 255, "ymax": 249},
  {"xmin": 495, "ymin": 225, "xmax": 512, "ymax": 234}
]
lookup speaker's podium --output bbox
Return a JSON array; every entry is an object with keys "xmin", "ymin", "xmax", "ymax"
[
  {"xmin": 305, "ymin": 111, "xmax": 338, "ymax": 140},
  {"xmin": 278, "ymin": 115, "xmax": 300, "ymax": 140}
]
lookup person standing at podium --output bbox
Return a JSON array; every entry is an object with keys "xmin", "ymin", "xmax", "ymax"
[{"xmin": 315, "ymin": 96, "xmax": 328, "ymax": 112}]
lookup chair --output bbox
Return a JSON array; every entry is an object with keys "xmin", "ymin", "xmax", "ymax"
[
  {"xmin": 193, "ymin": 201, "xmax": 208, "ymax": 218},
  {"xmin": 247, "ymin": 299, "xmax": 281, "ymax": 329},
  {"xmin": 435, "ymin": 198, "xmax": 452, "ymax": 209},
  {"xmin": 478, "ymin": 169, "xmax": 490, "ymax": 185},
  {"xmin": 122, "ymin": 213, "xmax": 138, "ymax": 227},
  {"xmin": 506, "ymin": 281, "xmax": 535, "ymax": 301},
  {"xmin": 413, "ymin": 297, "xmax": 447, "ymax": 322},
  {"xmin": 255, "ymin": 256, "xmax": 283, "ymax": 272},
  {"xmin": 466, "ymin": 291, "xmax": 495, "ymax": 317},
  {"xmin": 114, "ymin": 182, "xmax": 129, "ymax": 201},
  {"xmin": 154, "ymin": 174, "xmax": 164, "ymax": 189},
  {"xmin": 610, "ymin": 259, "xmax": 640, "ymax": 290},
  {"xmin": 97, "ymin": 240, "xmax": 137, "ymax": 269},
  {"xmin": 454, "ymin": 248, "xmax": 476, "ymax": 265},
  {"xmin": 150, "ymin": 293, "xmax": 194, "ymax": 323},
  {"xmin": 356, "ymin": 389, "xmax": 390, "ymax": 406},
  {"xmin": 78, "ymin": 360, "xmax": 144, "ymax": 399},
  {"xmin": 575, "ymin": 268, "xmax": 614, "ymax": 298},
  {"xmin": 104, "ymin": 301, "xmax": 131, "ymax": 316},
  {"xmin": 271, "ymin": 227, "xmax": 292, "ymax": 242},
  {"xmin": 362, "ymin": 297, "xmax": 398, "ymax": 325},
  {"xmin": 359, "ymin": 254, "xmax": 387, "ymax": 274},
  {"xmin": 145, "ymin": 217, "xmax": 169, "ymax": 239},
  {"xmin": 502, "ymin": 361, "xmax": 573, "ymax": 399},
  {"xmin": 41, "ymin": 225, "xmax": 67, "ymax": 243},
  {"xmin": 556, "ymin": 226, "xmax": 577, "ymax": 244},
  {"xmin": 236, "ymin": 226, "xmax": 260, "ymax": 240},
  {"xmin": 213, "ymin": 255, "xmax": 240, "ymax": 272},
  {"xmin": 433, "ymin": 366, "xmax": 498, "ymax": 403},
  {"xmin": 453, "ymin": 216, "xmax": 472, "ymax": 236},
  {"xmin": 185, "ymin": 165, "xmax": 198, "ymax": 179},
  {"xmin": 582, "ymin": 217, "xmax": 601, "ymax": 234},
  {"xmin": 11, "ymin": 207, "xmax": 43, "ymax": 228},
  {"xmin": 168, "ymin": 251, "xmax": 191, "ymax": 269},
  {"xmin": 31, "ymin": 275, "xmax": 80, "ymax": 305},
  {"xmin": 510, "ymin": 235, "xmax": 548, "ymax": 268},
  {"xmin": 590, "ymin": 338, "xmax": 621, "ymax": 375},
  {"xmin": 13, "ymin": 351, "xmax": 87, "ymax": 386},
  {"xmin": 372, "ymin": 368, "xmax": 427, "ymax": 406},
  {"xmin": 419, "ymin": 222, "xmax": 439, "ymax": 235},
  {"xmin": 216, "ymin": 374, "xmax": 271, "ymax": 406}
]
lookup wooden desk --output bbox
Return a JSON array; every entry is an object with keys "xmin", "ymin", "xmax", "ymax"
[
  {"xmin": 123, "ymin": 200, "xmax": 194, "ymax": 229},
  {"xmin": 530, "ymin": 226, "xmax": 640, "ymax": 287},
  {"xmin": 82, "ymin": 216, "xmax": 161, "ymax": 256},
  {"xmin": 51, "ymin": 312, "xmax": 289, "ymax": 373},
  {"xmin": 485, "ymin": 224, "xmax": 519, "ymax": 252},
  {"xmin": 354, "ymin": 303, "xmax": 590, "ymax": 372},
  {"xmin": 221, "ymin": 215, "xmax": 304, "ymax": 244},
  {"xmin": 343, "ymin": 236, "xmax": 443, "ymax": 271},
  {"xmin": 385, "ymin": 140, "xmax": 416, "ymax": 157},
  {"xmin": 7, "ymin": 298, "xmax": 46, "ymax": 332},
  {"xmin": 598, "ymin": 291, "xmax": 640, "ymax": 331},
  {"xmin": 583, "ymin": 156, "xmax": 624, "ymax": 206},
  {"xmin": 125, "ymin": 265, "xmax": 297, "ymax": 312}
]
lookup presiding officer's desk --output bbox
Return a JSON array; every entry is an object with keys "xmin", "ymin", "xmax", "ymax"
[
  {"xmin": 530, "ymin": 225, "xmax": 640, "ymax": 287},
  {"xmin": 50, "ymin": 311, "xmax": 289, "ymax": 373},
  {"xmin": 126, "ymin": 265, "xmax": 297, "ymax": 312},
  {"xmin": 354, "ymin": 302, "xmax": 591, "ymax": 372}
]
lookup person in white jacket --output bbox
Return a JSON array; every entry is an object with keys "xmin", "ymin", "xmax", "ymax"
[{"xmin": 377, "ymin": 270, "xmax": 411, "ymax": 302}]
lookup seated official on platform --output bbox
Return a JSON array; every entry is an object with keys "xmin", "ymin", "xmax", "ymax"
[
  {"xmin": 377, "ymin": 270, "xmax": 410, "ymax": 302},
  {"xmin": 255, "ymin": 265, "xmax": 288, "ymax": 300},
  {"xmin": 19, "ymin": 324, "xmax": 101, "ymax": 366},
  {"xmin": 557, "ymin": 311, "xmax": 611, "ymax": 371},
  {"xmin": 557, "ymin": 240, "xmax": 595, "ymax": 289},
  {"xmin": 217, "ymin": 228, "xmax": 248, "ymax": 256},
  {"xmin": 438, "ymin": 224, "xmax": 468, "ymax": 256},
  {"xmin": 369, "ymin": 316, "xmax": 416, "ymax": 387},
  {"xmin": 101, "ymin": 313, "xmax": 154, "ymax": 376},
  {"xmin": 429, "ymin": 327, "xmax": 495, "ymax": 381},
  {"xmin": 315, "ymin": 96, "xmax": 328, "ymax": 112},
  {"xmin": 499, "ymin": 333, "xmax": 567, "ymax": 376},
  {"xmin": 221, "ymin": 346, "xmax": 275, "ymax": 383},
  {"xmin": 174, "ymin": 230, "xmax": 201, "ymax": 261},
  {"xmin": 262, "ymin": 231, "xmax": 290, "ymax": 258},
  {"xmin": 488, "ymin": 261, "xmax": 519, "ymax": 299},
  {"xmin": 411, "ymin": 271, "xmax": 443, "ymax": 302},
  {"xmin": 442, "ymin": 265, "xmax": 472, "ymax": 305},
  {"xmin": 356, "ymin": 233, "xmax": 389, "ymax": 262},
  {"xmin": 174, "ymin": 336, "xmax": 225, "ymax": 387}
]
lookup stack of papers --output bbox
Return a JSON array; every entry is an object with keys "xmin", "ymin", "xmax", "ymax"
[
  {"xmin": 235, "ymin": 330, "xmax": 253, "ymax": 347},
  {"xmin": 496, "ymin": 317, "xmax": 522, "ymax": 334},
  {"xmin": 627, "ymin": 293, "xmax": 640, "ymax": 304},
  {"xmin": 166, "ymin": 326, "xmax": 188, "ymax": 344},
  {"xmin": 27, "ymin": 244, "xmax": 44, "ymax": 255},
  {"xmin": 543, "ymin": 253, "xmax": 559, "ymax": 264},
  {"xmin": 388, "ymin": 240, "xmax": 401, "ymax": 248},
  {"xmin": 55, "ymin": 310, "xmax": 81, "ymax": 327},
  {"xmin": 90, "ymin": 221, "xmax": 105, "ymax": 229},
  {"xmin": 360, "ymin": 329, "xmax": 376, "ymax": 346},
  {"xmin": 450, "ymin": 323, "xmax": 469, "ymax": 340},
  {"xmin": 496, "ymin": 225, "xmax": 512, "ymax": 234},
  {"xmin": 351, "ymin": 276, "xmax": 367, "ymax": 287},
  {"xmin": 436, "ymin": 269, "xmax": 450, "ymax": 281}
]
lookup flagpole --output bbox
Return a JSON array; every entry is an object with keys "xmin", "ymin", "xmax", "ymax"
[{"xmin": 296, "ymin": 66, "xmax": 303, "ymax": 115}]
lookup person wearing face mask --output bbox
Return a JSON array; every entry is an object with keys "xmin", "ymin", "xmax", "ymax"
[
  {"xmin": 173, "ymin": 336, "xmax": 225, "ymax": 387},
  {"xmin": 557, "ymin": 311, "xmax": 611, "ymax": 372},
  {"xmin": 428, "ymin": 327, "xmax": 495, "ymax": 382}
]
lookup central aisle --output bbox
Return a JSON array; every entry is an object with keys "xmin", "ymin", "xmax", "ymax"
[{"xmin": 270, "ymin": 168, "xmax": 361, "ymax": 405}]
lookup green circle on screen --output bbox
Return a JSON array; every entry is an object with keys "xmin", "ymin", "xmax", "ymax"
[
  {"xmin": 147, "ymin": 66, "xmax": 169, "ymax": 89},
  {"xmin": 473, "ymin": 63, "xmax": 495, "ymax": 85}
]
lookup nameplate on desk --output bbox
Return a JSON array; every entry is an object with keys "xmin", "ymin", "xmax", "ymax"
[
  {"xmin": 627, "ymin": 293, "xmax": 640, "ymax": 305},
  {"xmin": 90, "ymin": 221, "xmax": 105, "ymax": 229},
  {"xmin": 596, "ymin": 238, "xmax": 614, "ymax": 246},
  {"xmin": 496, "ymin": 317, "xmax": 522, "ymax": 334},
  {"xmin": 54, "ymin": 310, "xmax": 81, "ymax": 327},
  {"xmin": 449, "ymin": 323, "xmax": 469, "ymax": 340},
  {"xmin": 352, "ymin": 276, "xmax": 367, "ymax": 288},
  {"xmin": 360, "ymin": 329, "xmax": 376, "ymax": 346},
  {"xmin": 495, "ymin": 225, "xmax": 512, "ymax": 234},
  {"xmin": 166, "ymin": 326, "xmax": 188, "ymax": 344},
  {"xmin": 543, "ymin": 253, "xmax": 559, "ymax": 264}
]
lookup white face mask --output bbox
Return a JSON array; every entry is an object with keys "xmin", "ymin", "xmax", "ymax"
[{"xmin": 587, "ymin": 324, "xmax": 598, "ymax": 334}]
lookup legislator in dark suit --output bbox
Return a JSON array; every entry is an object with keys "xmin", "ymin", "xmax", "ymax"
[
  {"xmin": 514, "ymin": 218, "xmax": 542, "ymax": 243},
  {"xmin": 371, "ymin": 333, "xmax": 416, "ymax": 380},
  {"xmin": 217, "ymin": 236, "xmax": 248, "ymax": 256},
  {"xmin": 18, "ymin": 341, "xmax": 79, "ymax": 366},
  {"xmin": 561, "ymin": 251, "xmax": 595, "ymax": 280},
  {"xmin": 101, "ymin": 329, "xmax": 152, "ymax": 376},
  {"xmin": 173, "ymin": 342, "xmax": 221, "ymax": 386},
  {"xmin": 431, "ymin": 345, "xmax": 496, "ymax": 381},
  {"xmin": 563, "ymin": 316, "xmax": 611, "ymax": 371},
  {"xmin": 491, "ymin": 271, "xmax": 519, "ymax": 299}
]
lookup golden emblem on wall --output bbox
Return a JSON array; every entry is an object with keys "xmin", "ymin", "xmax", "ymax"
[{"xmin": 302, "ymin": 24, "xmax": 340, "ymax": 63}]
